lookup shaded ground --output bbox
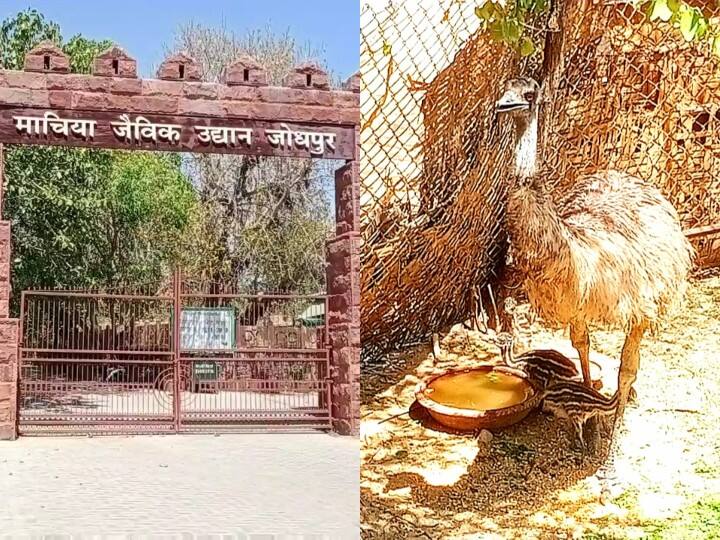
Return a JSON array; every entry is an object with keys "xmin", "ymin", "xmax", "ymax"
[{"xmin": 361, "ymin": 272, "xmax": 720, "ymax": 539}]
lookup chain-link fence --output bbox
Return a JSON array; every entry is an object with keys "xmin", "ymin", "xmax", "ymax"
[{"xmin": 361, "ymin": 0, "xmax": 720, "ymax": 357}]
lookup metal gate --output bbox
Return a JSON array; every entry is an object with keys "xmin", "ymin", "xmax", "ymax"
[{"xmin": 18, "ymin": 275, "xmax": 331, "ymax": 435}]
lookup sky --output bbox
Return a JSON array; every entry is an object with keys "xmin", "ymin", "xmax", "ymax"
[{"xmin": 1, "ymin": 0, "xmax": 360, "ymax": 80}]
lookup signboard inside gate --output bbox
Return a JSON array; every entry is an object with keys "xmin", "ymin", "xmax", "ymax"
[{"xmin": 180, "ymin": 308, "xmax": 236, "ymax": 350}]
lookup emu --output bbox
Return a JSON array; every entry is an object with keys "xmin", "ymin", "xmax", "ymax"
[{"xmin": 494, "ymin": 77, "xmax": 693, "ymax": 441}]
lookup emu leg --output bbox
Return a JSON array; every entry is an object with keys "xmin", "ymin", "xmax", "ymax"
[
  {"xmin": 570, "ymin": 322, "xmax": 599, "ymax": 450},
  {"xmin": 432, "ymin": 332, "xmax": 441, "ymax": 363},
  {"xmin": 599, "ymin": 323, "xmax": 646, "ymax": 503},
  {"xmin": 569, "ymin": 321, "xmax": 592, "ymax": 386},
  {"xmin": 616, "ymin": 323, "xmax": 645, "ymax": 420}
]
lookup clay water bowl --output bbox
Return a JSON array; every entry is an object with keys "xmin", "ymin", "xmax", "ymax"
[{"xmin": 415, "ymin": 366, "xmax": 542, "ymax": 432}]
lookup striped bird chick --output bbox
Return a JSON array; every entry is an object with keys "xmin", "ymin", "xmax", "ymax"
[
  {"xmin": 495, "ymin": 332, "xmax": 580, "ymax": 389},
  {"xmin": 541, "ymin": 381, "xmax": 619, "ymax": 454}
]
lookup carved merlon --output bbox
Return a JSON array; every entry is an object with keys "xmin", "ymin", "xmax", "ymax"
[
  {"xmin": 24, "ymin": 41, "xmax": 70, "ymax": 74},
  {"xmin": 343, "ymin": 71, "xmax": 360, "ymax": 93},
  {"xmin": 224, "ymin": 54, "xmax": 267, "ymax": 87},
  {"xmin": 93, "ymin": 45, "xmax": 137, "ymax": 78},
  {"xmin": 285, "ymin": 62, "xmax": 330, "ymax": 90},
  {"xmin": 157, "ymin": 52, "xmax": 201, "ymax": 81}
]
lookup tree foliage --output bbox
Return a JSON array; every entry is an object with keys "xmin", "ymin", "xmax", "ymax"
[
  {"xmin": 172, "ymin": 23, "xmax": 335, "ymax": 294},
  {"xmin": 0, "ymin": 9, "xmax": 198, "ymax": 306},
  {"xmin": 0, "ymin": 8, "xmax": 60, "ymax": 69},
  {"xmin": 0, "ymin": 8, "xmax": 336, "ymax": 303},
  {"xmin": 467, "ymin": 0, "xmax": 719, "ymax": 56},
  {"xmin": 6, "ymin": 149, "xmax": 197, "ymax": 293}
]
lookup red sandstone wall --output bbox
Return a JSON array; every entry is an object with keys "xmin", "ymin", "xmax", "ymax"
[
  {"xmin": 327, "ymin": 162, "xmax": 361, "ymax": 435},
  {"xmin": 0, "ymin": 221, "xmax": 18, "ymax": 440}
]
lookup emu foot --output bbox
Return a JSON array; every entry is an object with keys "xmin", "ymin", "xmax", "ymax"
[
  {"xmin": 583, "ymin": 417, "xmax": 601, "ymax": 456},
  {"xmin": 598, "ymin": 469, "xmax": 624, "ymax": 505}
]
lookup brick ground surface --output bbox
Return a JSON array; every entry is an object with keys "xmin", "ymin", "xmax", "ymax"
[{"xmin": 0, "ymin": 433, "xmax": 359, "ymax": 538}]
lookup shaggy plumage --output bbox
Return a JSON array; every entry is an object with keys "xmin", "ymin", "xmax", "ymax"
[{"xmin": 507, "ymin": 170, "xmax": 693, "ymax": 331}]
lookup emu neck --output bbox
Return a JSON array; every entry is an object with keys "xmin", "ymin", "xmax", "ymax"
[
  {"xmin": 507, "ymin": 110, "xmax": 570, "ymax": 271},
  {"xmin": 513, "ymin": 113, "xmax": 538, "ymax": 178}
]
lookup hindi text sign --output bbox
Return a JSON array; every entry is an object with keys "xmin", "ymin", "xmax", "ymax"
[
  {"xmin": 180, "ymin": 308, "xmax": 236, "ymax": 351},
  {"xmin": 3, "ymin": 109, "xmax": 351, "ymax": 158}
]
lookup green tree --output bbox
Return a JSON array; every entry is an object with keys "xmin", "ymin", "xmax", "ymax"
[
  {"xmin": 0, "ymin": 9, "xmax": 200, "ymax": 309},
  {"xmin": 0, "ymin": 8, "xmax": 60, "ymax": 69},
  {"xmin": 467, "ymin": 0, "xmax": 718, "ymax": 56},
  {"xmin": 173, "ymin": 22, "xmax": 334, "ymax": 294}
]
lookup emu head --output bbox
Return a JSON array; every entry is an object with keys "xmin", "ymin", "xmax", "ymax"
[
  {"xmin": 495, "ymin": 77, "xmax": 540, "ymax": 120},
  {"xmin": 495, "ymin": 77, "xmax": 541, "ymax": 178}
]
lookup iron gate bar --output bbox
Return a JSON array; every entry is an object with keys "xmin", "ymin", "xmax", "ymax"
[
  {"xmin": 18, "ymin": 274, "xmax": 332, "ymax": 435},
  {"xmin": 173, "ymin": 269, "xmax": 181, "ymax": 433},
  {"xmin": 18, "ymin": 291, "xmax": 173, "ymax": 300},
  {"xmin": 21, "ymin": 349, "xmax": 174, "ymax": 355}
]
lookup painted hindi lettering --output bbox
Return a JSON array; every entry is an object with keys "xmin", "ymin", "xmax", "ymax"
[
  {"xmin": 13, "ymin": 111, "xmax": 96, "ymax": 140},
  {"xmin": 265, "ymin": 123, "xmax": 336, "ymax": 156},
  {"xmin": 111, "ymin": 114, "xmax": 182, "ymax": 144},
  {"xmin": 194, "ymin": 125, "xmax": 253, "ymax": 147}
]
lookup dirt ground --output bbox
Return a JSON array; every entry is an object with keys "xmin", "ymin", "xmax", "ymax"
[{"xmin": 361, "ymin": 271, "xmax": 720, "ymax": 539}]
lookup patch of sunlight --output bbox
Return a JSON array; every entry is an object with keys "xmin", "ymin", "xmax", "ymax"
[
  {"xmin": 589, "ymin": 502, "xmax": 628, "ymax": 520},
  {"xmin": 637, "ymin": 492, "xmax": 686, "ymax": 520},
  {"xmin": 386, "ymin": 486, "xmax": 412, "ymax": 498},
  {"xmin": 416, "ymin": 462, "xmax": 471, "ymax": 486},
  {"xmin": 529, "ymin": 510, "xmax": 559, "ymax": 529},
  {"xmin": 360, "ymin": 420, "xmax": 387, "ymax": 440},
  {"xmin": 379, "ymin": 374, "xmax": 422, "ymax": 398},
  {"xmin": 361, "ymin": 411, "xmax": 405, "ymax": 441},
  {"xmin": 557, "ymin": 483, "xmax": 597, "ymax": 504},
  {"xmin": 446, "ymin": 534, "xmax": 506, "ymax": 540},
  {"xmin": 410, "ymin": 441, "xmax": 479, "ymax": 486}
]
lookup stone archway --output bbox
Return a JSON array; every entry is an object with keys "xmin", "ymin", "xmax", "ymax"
[{"xmin": 0, "ymin": 41, "xmax": 360, "ymax": 438}]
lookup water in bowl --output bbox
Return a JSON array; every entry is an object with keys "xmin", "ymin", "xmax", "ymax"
[{"xmin": 426, "ymin": 369, "xmax": 533, "ymax": 411}]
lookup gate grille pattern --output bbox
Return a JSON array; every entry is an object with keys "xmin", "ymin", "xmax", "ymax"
[{"xmin": 18, "ymin": 277, "xmax": 330, "ymax": 434}]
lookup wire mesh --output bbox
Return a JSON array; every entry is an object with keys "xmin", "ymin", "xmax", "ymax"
[{"xmin": 361, "ymin": 0, "xmax": 720, "ymax": 357}]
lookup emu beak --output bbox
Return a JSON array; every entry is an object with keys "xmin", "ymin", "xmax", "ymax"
[{"xmin": 495, "ymin": 91, "xmax": 530, "ymax": 113}]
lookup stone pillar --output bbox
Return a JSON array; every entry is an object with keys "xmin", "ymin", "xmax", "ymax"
[
  {"xmin": 326, "ymin": 161, "xmax": 360, "ymax": 435},
  {"xmin": 0, "ymin": 220, "xmax": 18, "ymax": 440}
]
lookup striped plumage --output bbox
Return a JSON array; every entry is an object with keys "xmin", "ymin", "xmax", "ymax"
[
  {"xmin": 542, "ymin": 381, "xmax": 619, "ymax": 453},
  {"xmin": 495, "ymin": 331, "xmax": 580, "ymax": 388}
]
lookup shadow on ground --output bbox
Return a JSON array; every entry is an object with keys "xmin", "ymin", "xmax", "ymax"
[{"xmin": 361, "ymin": 275, "xmax": 720, "ymax": 538}]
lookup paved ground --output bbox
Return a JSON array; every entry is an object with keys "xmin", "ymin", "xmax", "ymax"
[{"xmin": 0, "ymin": 433, "xmax": 359, "ymax": 538}]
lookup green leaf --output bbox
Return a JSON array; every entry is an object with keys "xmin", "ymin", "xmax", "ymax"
[
  {"xmin": 519, "ymin": 36, "xmax": 535, "ymax": 56},
  {"xmin": 488, "ymin": 19, "xmax": 505, "ymax": 42},
  {"xmin": 695, "ymin": 16, "xmax": 709, "ymax": 39},
  {"xmin": 475, "ymin": 2, "xmax": 496, "ymax": 20},
  {"xmin": 517, "ymin": 0, "xmax": 533, "ymax": 10},
  {"xmin": 679, "ymin": 8, "xmax": 699, "ymax": 41},
  {"xmin": 649, "ymin": 0, "xmax": 673, "ymax": 22},
  {"xmin": 712, "ymin": 35, "xmax": 720, "ymax": 57},
  {"xmin": 533, "ymin": 0, "xmax": 548, "ymax": 12},
  {"xmin": 504, "ymin": 19, "xmax": 521, "ymax": 43}
]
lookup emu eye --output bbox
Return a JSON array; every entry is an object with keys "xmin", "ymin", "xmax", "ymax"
[{"xmin": 524, "ymin": 91, "xmax": 535, "ymax": 102}]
